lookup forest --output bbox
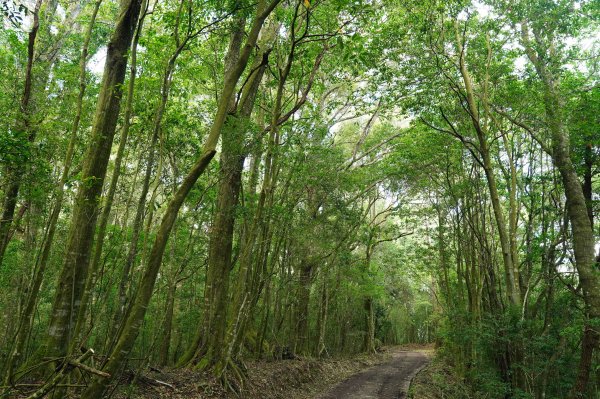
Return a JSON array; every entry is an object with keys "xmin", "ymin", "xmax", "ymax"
[{"xmin": 0, "ymin": 0, "xmax": 598, "ymax": 398}]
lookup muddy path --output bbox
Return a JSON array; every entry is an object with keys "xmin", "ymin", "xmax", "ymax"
[{"xmin": 314, "ymin": 350, "xmax": 429, "ymax": 399}]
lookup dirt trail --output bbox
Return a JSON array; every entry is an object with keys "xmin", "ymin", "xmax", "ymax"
[{"xmin": 314, "ymin": 350, "xmax": 429, "ymax": 399}]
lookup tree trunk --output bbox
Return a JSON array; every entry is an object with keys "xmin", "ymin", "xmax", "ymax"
[
  {"xmin": 181, "ymin": 19, "xmax": 274, "ymax": 371},
  {"xmin": 220, "ymin": 56, "xmax": 277, "ymax": 370},
  {"xmin": 200, "ymin": 115, "xmax": 245, "ymax": 368},
  {"xmin": 0, "ymin": 0, "xmax": 44, "ymax": 268},
  {"xmin": 521, "ymin": 24, "xmax": 600, "ymax": 397},
  {"xmin": 179, "ymin": 20, "xmax": 247, "ymax": 372},
  {"xmin": 295, "ymin": 261, "xmax": 313, "ymax": 356},
  {"xmin": 108, "ymin": 0, "xmax": 188, "ymax": 349},
  {"xmin": 453, "ymin": 25, "xmax": 520, "ymax": 307},
  {"xmin": 158, "ymin": 283, "xmax": 176, "ymax": 367},
  {"xmin": 71, "ymin": 0, "xmax": 145, "ymax": 352},
  {"xmin": 2, "ymin": 0, "xmax": 102, "ymax": 383},
  {"xmin": 500, "ymin": 131, "xmax": 522, "ymax": 296},
  {"xmin": 80, "ymin": 3, "xmax": 280, "ymax": 397},
  {"xmin": 364, "ymin": 236, "xmax": 376, "ymax": 353},
  {"xmin": 109, "ymin": 92, "xmax": 159, "ymax": 348},
  {"xmin": 317, "ymin": 278, "xmax": 329, "ymax": 358},
  {"xmin": 45, "ymin": 0, "xmax": 144, "ymax": 363},
  {"xmin": 582, "ymin": 141, "xmax": 593, "ymax": 229}
]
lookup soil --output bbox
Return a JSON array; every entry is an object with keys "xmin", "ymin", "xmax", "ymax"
[
  {"xmin": 107, "ymin": 348, "xmax": 397, "ymax": 399},
  {"xmin": 314, "ymin": 350, "xmax": 430, "ymax": 399},
  {"xmin": 4, "ymin": 346, "xmax": 432, "ymax": 398}
]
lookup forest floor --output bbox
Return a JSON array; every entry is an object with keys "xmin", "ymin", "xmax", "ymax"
[
  {"xmin": 408, "ymin": 355, "xmax": 471, "ymax": 399},
  {"xmin": 109, "ymin": 345, "xmax": 434, "ymax": 399}
]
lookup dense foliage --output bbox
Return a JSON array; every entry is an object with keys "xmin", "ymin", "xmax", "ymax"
[{"xmin": 0, "ymin": 0, "xmax": 598, "ymax": 398}]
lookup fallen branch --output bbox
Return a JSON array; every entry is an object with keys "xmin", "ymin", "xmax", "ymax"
[
  {"xmin": 122, "ymin": 369, "xmax": 176, "ymax": 390},
  {"xmin": 68, "ymin": 359, "xmax": 110, "ymax": 378},
  {"xmin": 25, "ymin": 349, "xmax": 110, "ymax": 399},
  {"xmin": 136, "ymin": 373, "xmax": 176, "ymax": 390},
  {"xmin": 151, "ymin": 379, "xmax": 176, "ymax": 390},
  {"xmin": 1, "ymin": 383, "xmax": 87, "ymax": 388}
]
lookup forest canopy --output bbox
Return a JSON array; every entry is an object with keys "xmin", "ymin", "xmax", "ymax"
[{"xmin": 0, "ymin": 0, "xmax": 598, "ymax": 398}]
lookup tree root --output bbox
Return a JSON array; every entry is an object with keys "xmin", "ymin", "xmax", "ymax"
[{"xmin": 217, "ymin": 358, "xmax": 248, "ymax": 397}]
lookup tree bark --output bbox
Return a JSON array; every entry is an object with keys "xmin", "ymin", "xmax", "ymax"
[
  {"xmin": 71, "ymin": 0, "xmax": 146, "ymax": 353},
  {"xmin": 295, "ymin": 261, "xmax": 313, "ymax": 356},
  {"xmin": 454, "ymin": 38, "xmax": 520, "ymax": 306},
  {"xmin": 80, "ymin": 3, "xmax": 280, "ymax": 397},
  {"xmin": 317, "ymin": 277, "xmax": 329, "ymax": 357},
  {"xmin": 45, "ymin": 0, "xmax": 144, "ymax": 363},
  {"xmin": 521, "ymin": 24, "xmax": 600, "ymax": 397},
  {"xmin": 2, "ymin": 0, "xmax": 102, "ymax": 383},
  {"xmin": 158, "ymin": 283, "xmax": 176, "ymax": 367},
  {"xmin": 0, "ymin": 0, "xmax": 44, "ymax": 267},
  {"xmin": 179, "ymin": 19, "xmax": 247, "ymax": 371}
]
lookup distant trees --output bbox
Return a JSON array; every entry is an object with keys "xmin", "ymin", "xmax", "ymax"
[{"xmin": 385, "ymin": 0, "xmax": 599, "ymax": 397}]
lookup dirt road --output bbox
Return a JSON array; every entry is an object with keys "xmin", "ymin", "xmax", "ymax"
[{"xmin": 314, "ymin": 350, "xmax": 429, "ymax": 399}]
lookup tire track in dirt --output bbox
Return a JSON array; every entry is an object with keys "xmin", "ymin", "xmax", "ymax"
[{"xmin": 314, "ymin": 351, "xmax": 429, "ymax": 399}]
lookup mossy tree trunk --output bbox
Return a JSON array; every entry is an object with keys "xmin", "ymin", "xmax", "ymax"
[
  {"xmin": 72, "ymin": 0, "xmax": 146, "ymax": 353},
  {"xmin": 521, "ymin": 23, "xmax": 600, "ymax": 398},
  {"xmin": 3, "ymin": 0, "xmax": 102, "ymax": 383},
  {"xmin": 80, "ymin": 3, "xmax": 281, "ymax": 397},
  {"xmin": 45, "ymin": 0, "xmax": 144, "ymax": 363},
  {"xmin": 0, "ymin": 0, "xmax": 44, "ymax": 268}
]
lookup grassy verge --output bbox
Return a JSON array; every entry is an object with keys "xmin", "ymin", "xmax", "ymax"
[{"xmin": 408, "ymin": 355, "xmax": 471, "ymax": 399}]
